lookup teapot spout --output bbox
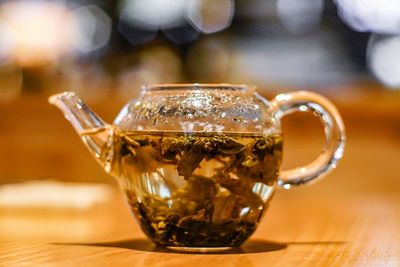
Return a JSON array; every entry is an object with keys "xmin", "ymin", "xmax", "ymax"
[{"xmin": 49, "ymin": 91, "xmax": 113, "ymax": 171}]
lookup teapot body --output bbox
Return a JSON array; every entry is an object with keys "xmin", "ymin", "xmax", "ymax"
[{"xmin": 108, "ymin": 84, "xmax": 282, "ymax": 248}]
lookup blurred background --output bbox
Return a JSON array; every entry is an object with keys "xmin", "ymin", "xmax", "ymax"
[{"xmin": 0, "ymin": 0, "xmax": 399, "ymax": 198}]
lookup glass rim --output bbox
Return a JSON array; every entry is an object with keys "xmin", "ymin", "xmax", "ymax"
[{"xmin": 142, "ymin": 83, "xmax": 255, "ymax": 92}]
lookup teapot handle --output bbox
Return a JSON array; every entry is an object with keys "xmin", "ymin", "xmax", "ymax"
[{"xmin": 270, "ymin": 91, "xmax": 346, "ymax": 189}]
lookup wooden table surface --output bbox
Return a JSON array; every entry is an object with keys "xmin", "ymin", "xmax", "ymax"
[
  {"xmin": 1, "ymin": 189, "xmax": 400, "ymax": 266},
  {"xmin": 0, "ymin": 94, "xmax": 400, "ymax": 266}
]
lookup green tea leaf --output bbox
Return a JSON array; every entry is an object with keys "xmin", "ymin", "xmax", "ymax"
[
  {"xmin": 214, "ymin": 137, "xmax": 245, "ymax": 155},
  {"xmin": 177, "ymin": 140, "xmax": 207, "ymax": 179}
]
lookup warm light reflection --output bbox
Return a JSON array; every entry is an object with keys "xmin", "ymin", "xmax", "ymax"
[
  {"xmin": 0, "ymin": 1, "xmax": 111, "ymax": 66},
  {"xmin": 367, "ymin": 35, "xmax": 400, "ymax": 89},
  {"xmin": 0, "ymin": 181, "xmax": 112, "ymax": 209},
  {"xmin": 0, "ymin": 23, "xmax": 12, "ymax": 66},
  {"xmin": 0, "ymin": 216, "xmax": 94, "ymax": 239},
  {"xmin": 0, "ymin": 1, "xmax": 77, "ymax": 66}
]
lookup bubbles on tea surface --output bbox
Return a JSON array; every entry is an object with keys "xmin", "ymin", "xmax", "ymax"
[
  {"xmin": 116, "ymin": 86, "xmax": 279, "ymax": 133},
  {"xmin": 191, "ymin": 99, "xmax": 202, "ymax": 108}
]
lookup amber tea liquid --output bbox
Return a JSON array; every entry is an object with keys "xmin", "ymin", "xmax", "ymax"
[{"xmin": 85, "ymin": 130, "xmax": 283, "ymax": 247}]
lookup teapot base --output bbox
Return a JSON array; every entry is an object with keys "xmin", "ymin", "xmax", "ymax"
[{"xmin": 166, "ymin": 246, "xmax": 234, "ymax": 253}]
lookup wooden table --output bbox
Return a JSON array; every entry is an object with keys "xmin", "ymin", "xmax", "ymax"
[
  {"xmin": 1, "ymin": 94, "xmax": 400, "ymax": 266},
  {"xmin": 1, "ymin": 188, "xmax": 400, "ymax": 266}
]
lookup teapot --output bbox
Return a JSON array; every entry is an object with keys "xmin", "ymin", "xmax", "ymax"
[{"xmin": 49, "ymin": 84, "xmax": 345, "ymax": 251}]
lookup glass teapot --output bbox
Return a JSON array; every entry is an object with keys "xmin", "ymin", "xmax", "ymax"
[{"xmin": 49, "ymin": 84, "xmax": 345, "ymax": 251}]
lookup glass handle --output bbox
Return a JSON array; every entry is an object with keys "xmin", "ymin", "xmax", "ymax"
[{"xmin": 271, "ymin": 91, "xmax": 346, "ymax": 189}]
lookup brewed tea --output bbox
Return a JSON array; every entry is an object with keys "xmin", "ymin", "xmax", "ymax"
[{"xmin": 106, "ymin": 131, "xmax": 282, "ymax": 247}]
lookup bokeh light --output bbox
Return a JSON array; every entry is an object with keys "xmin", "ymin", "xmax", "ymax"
[
  {"xmin": 367, "ymin": 34, "xmax": 400, "ymax": 89},
  {"xmin": 119, "ymin": 0, "xmax": 235, "ymax": 44},
  {"xmin": 119, "ymin": 0, "xmax": 187, "ymax": 31},
  {"xmin": 0, "ymin": 1, "xmax": 111, "ymax": 66},
  {"xmin": 0, "ymin": 23, "xmax": 12, "ymax": 66},
  {"xmin": 335, "ymin": 0, "xmax": 400, "ymax": 34},
  {"xmin": 187, "ymin": 0, "xmax": 234, "ymax": 34},
  {"xmin": 277, "ymin": 0, "xmax": 324, "ymax": 34},
  {"xmin": 0, "ymin": 1, "xmax": 77, "ymax": 66},
  {"xmin": 72, "ymin": 5, "xmax": 112, "ymax": 54}
]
